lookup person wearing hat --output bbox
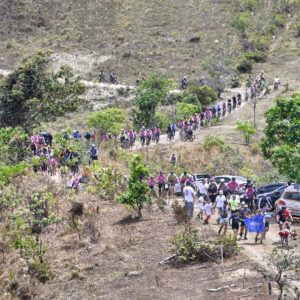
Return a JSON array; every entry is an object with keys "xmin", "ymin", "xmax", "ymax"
[
  {"xmin": 214, "ymin": 190, "xmax": 226, "ymax": 224},
  {"xmin": 218, "ymin": 178, "xmax": 228, "ymax": 197},
  {"xmin": 183, "ymin": 180, "xmax": 196, "ymax": 223},
  {"xmin": 239, "ymin": 203, "xmax": 251, "ymax": 240},
  {"xmin": 276, "ymin": 205, "xmax": 293, "ymax": 230}
]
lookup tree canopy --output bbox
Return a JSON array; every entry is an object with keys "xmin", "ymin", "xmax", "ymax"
[
  {"xmin": 132, "ymin": 74, "xmax": 174, "ymax": 128},
  {"xmin": 0, "ymin": 50, "xmax": 85, "ymax": 132},
  {"xmin": 87, "ymin": 108, "xmax": 126, "ymax": 135},
  {"xmin": 260, "ymin": 94, "xmax": 300, "ymax": 182}
]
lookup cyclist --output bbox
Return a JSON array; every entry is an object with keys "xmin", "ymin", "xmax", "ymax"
[
  {"xmin": 216, "ymin": 103, "xmax": 222, "ymax": 120},
  {"xmin": 171, "ymin": 122, "xmax": 176, "ymax": 138},
  {"xmin": 157, "ymin": 171, "xmax": 166, "ymax": 197},
  {"xmin": 244, "ymin": 183, "xmax": 256, "ymax": 210},
  {"xmin": 99, "ymin": 70, "xmax": 105, "ymax": 82},
  {"xmin": 237, "ymin": 93, "xmax": 242, "ymax": 106},
  {"xmin": 204, "ymin": 108, "xmax": 212, "ymax": 122},
  {"xmin": 274, "ymin": 76, "xmax": 280, "ymax": 91},
  {"xmin": 85, "ymin": 132, "xmax": 91, "ymax": 141},
  {"xmin": 199, "ymin": 76, "xmax": 206, "ymax": 86},
  {"xmin": 232, "ymin": 96, "xmax": 237, "ymax": 109},
  {"xmin": 87, "ymin": 144, "xmax": 98, "ymax": 162},
  {"xmin": 166, "ymin": 124, "xmax": 172, "ymax": 139},
  {"xmin": 169, "ymin": 153, "xmax": 177, "ymax": 165},
  {"xmin": 276, "ymin": 206, "xmax": 293, "ymax": 230},
  {"xmin": 222, "ymin": 103, "xmax": 226, "ymax": 116},
  {"xmin": 186, "ymin": 123, "xmax": 193, "ymax": 139},
  {"xmin": 146, "ymin": 129, "xmax": 152, "ymax": 146},
  {"xmin": 181, "ymin": 77, "xmax": 188, "ymax": 89},
  {"xmin": 119, "ymin": 129, "xmax": 126, "ymax": 148},
  {"xmin": 168, "ymin": 171, "xmax": 178, "ymax": 196},
  {"xmin": 227, "ymin": 177, "xmax": 239, "ymax": 195},
  {"xmin": 140, "ymin": 127, "xmax": 146, "ymax": 146},
  {"xmin": 180, "ymin": 170, "xmax": 190, "ymax": 192},
  {"xmin": 227, "ymin": 98, "xmax": 232, "ymax": 113},
  {"xmin": 211, "ymin": 106, "xmax": 216, "ymax": 119},
  {"xmin": 110, "ymin": 72, "xmax": 117, "ymax": 84},
  {"xmin": 148, "ymin": 175, "xmax": 156, "ymax": 196}
]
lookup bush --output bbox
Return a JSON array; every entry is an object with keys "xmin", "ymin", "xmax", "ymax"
[
  {"xmin": 253, "ymin": 51, "xmax": 267, "ymax": 62},
  {"xmin": 176, "ymin": 102, "xmax": 201, "ymax": 120},
  {"xmin": 170, "ymin": 227, "xmax": 241, "ymax": 263},
  {"xmin": 28, "ymin": 260, "xmax": 52, "ymax": 282},
  {"xmin": 232, "ymin": 12, "xmax": 250, "ymax": 32},
  {"xmin": 184, "ymin": 83, "xmax": 217, "ymax": 107},
  {"xmin": 237, "ymin": 57, "xmax": 253, "ymax": 73},
  {"xmin": 154, "ymin": 112, "xmax": 170, "ymax": 131},
  {"xmin": 203, "ymin": 135, "xmax": 227, "ymax": 150},
  {"xmin": 183, "ymin": 93, "xmax": 200, "ymax": 106},
  {"xmin": 274, "ymin": 13, "xmax": 286, "ymax": 27},
  {"xmin": 255, "ymin": 36, "xmax": 271, "ymax": 51},
  {"xmin": 240, "ymin": 0, "xmax": 257, "ymax": 11}
]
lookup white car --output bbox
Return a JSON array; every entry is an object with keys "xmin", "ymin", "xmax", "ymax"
[
  {"xmin": 214, "ymin": 175, "xmax": 247, "ymax": 194},
  {"xmin": 275, "ymin": 185, "xmax": 300, "ymax": 216}
]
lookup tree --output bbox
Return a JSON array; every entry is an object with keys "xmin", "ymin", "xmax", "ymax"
[
  {"xmin": 260, "ymin": 94, "xmax": 300, "ymax": 182},
  {"xmin": 184, "ymin": 83, "xmax": 217, "ymax": 108},
  {"xmin": 132, "ymin": 74, "xmax": 174, "ymax": 128},
  {"xmin": 87, "ymin": 108, "xmax": 126, "ymax": 136},
  {"xmin": 236, "ymin": 121, "xmax": 256, "ymax": 144},
  {"xmin": 259, "ymin": 248, "xmax": 300, "ymax": 300},
  {"xmin": 117, "ymin": 155, "xmax": 152, "ymax": 219},
  {"xmin": 0, "ymin": 50, "xmax": 85, "ymax": 131},
  {"xmin": 176, "ymin": 102, "xmax": 201, "ymax": 121}
]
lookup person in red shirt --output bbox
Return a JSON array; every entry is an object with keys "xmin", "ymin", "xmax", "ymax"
[{"xmin": 276, "ymin": 206, "xmax": 293, "ymax": 230}]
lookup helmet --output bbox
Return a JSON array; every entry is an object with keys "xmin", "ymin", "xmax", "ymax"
[
  {"xmin": 92, "ymin": 144, "xmax": 95, "ymax": 147},
  {"xmin": 220, "ymin": 179, "xmax": 225, "ymax": 183},
  {"xmin": 232, "ymin": 177, "xmax": 236, "ymax": 180},
  {"xmin": 171, "ymin": 171, "xmax": 174, "ymax": 174},
  {"xmin": 247, "ymin": 179, "xmax": 251, "ymax": 183},
  {"xmin": 184, "ymin": 170, "xmax": 187, "ymax": 174},
  {"xmin": 160, "ymin": 171, "xmax": 163, "ymax": 174},
  {"xmin": 282, "ymin": 206, "xmax": 286, "ymax": 210},
  {"xmin": 210, "ymin": 177, "xmax": 215, "ymax": 182},
  {"xmin": 186, "ymin": 180, "xmax": 191, "ymax": 185}
]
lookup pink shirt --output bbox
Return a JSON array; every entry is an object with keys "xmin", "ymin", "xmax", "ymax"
[
  {"xmin": 157, "ymin": 174, "xmax": 166, "ymax": 183},
  {"xmin": 148, "ymin": 178, "xmax": 156, "ymax": 186},
  {"xmin": 227, "ymin": 181, "xmax": 239, "ymax": 191},
  {"xmin": 140, "ymin": 130, "xmax": 145, "ymax": 137}
]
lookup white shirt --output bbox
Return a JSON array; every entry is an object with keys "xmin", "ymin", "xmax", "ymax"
[
  {"xmin": 216, "ymin": 195, "xmax": 226, "ymax": 208},
  {"xmin": 183, "ymin": 186, "xmax": 195, "ymax": 202},
  {"xmin": 204, "ymin": 203, "xmax": 212, "ymax": 216},
  {"xmin": 198, "ymin": 196, "xmax": 205, "ymax": 209},
  {"xmin": 197, "ymin": 182, "xmax": 207, "ymax": 194},
  {"xmin": 274, "ymin": 77, "xmax": 279, "ymax": 83}
]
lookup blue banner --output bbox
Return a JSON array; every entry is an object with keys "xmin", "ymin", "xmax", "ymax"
[{"xmin": 244, "ymin": 214, "xmax": 273, "ymax": 233}]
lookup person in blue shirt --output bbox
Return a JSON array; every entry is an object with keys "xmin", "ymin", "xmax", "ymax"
[
  {"xmin": 171, "ymin": 123, "xmax": 176, "ymax": 137},
  {"xmin": 87, "ymin": 144, "xmax": 98, "ymax": 161}
]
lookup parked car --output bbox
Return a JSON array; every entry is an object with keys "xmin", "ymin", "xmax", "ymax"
[
  {"xmin": 257, "ymin": 182, "xmax": 287, "ymax": 195},
  {"xmin": 214, "ymin": 175, "xmax": 247, "ymax": 194},
  {"xmin": 257, "ymin": 184, "xmax": 288, "ymax": 208},
  {"xmin": 192, "ymin": 174, "xmax": 211, "ymax": 183},
  {"xmin": 275, "ymin": 184, "xmax": 300, "ymax": 216}
]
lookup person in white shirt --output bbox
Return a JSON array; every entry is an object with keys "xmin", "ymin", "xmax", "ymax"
[
  {"xmin": 214, "ymin": 190, "xmax": 226, "ymax": 224},
  {"xmin": 204, "ymin": 198, "xmax": 213, "ymax": 224},
  {"xmin": 197, "ymin": 179, "xmax": 207, "ymax": 195},
  {"xmin": 183, "ymin": 181, "xmax": 196, "ymax": 223},
  {"xmin": 197, "ymin": 195, "xmax": 206, "ymax": 219}
]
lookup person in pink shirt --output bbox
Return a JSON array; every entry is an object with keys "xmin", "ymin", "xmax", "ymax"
[
  {"xmin": 140, "ymin": 128, "xmax": 146, "ymax": 146},
  {"xmin": 154, "ymin": 127, "xmax": 161, "ymax": 143},
  {"xmin": 146, "ymin": 129, "xmax": 152, "ymax": 146},
  {"xmin": 204, "ymin": 109, "xmax": 212, "ymax": 121},
  {"xmin": 148, "ymin": 175, "xmax": 156, "ymax": 195},
  {"xmin": 227, "ymin": 177, "xmax": 239, "ymax": 195},
  {"xmin": 102, "ymin": 134, "xmax": 109, "ymax": 142},
  {"xmin": 157, "ymin": 171, "xmax": 166, "ymax": 197}
]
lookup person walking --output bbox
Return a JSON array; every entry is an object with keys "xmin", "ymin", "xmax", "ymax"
[
  {"xmin": 214, "ymin": 190, "xmax": 226, "ymax": 224},
  {"xmin": 183, "ymin": 181, "xmax": 196, "ymax": 223},
  {"xmin": 218, "ymin": 201, "xmax": 230, "ymax": 235}
]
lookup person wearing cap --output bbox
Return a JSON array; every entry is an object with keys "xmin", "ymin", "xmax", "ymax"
[
  {"xmin": 218, "ymin": 178, "xmax": 228, "ymax": 197},
  {"xmin": 157, "ymin": 171, "xmax": 166, "ymax": 197},
  {"xmin": 214, "ymin": 190, "xmax": 226, "ymax": 224},
  {"xmin": 183, "ymin": 180, "xmax": 196, "ymax": 223},
  {"xmin": 87, "ymin": 144, "xmax": 98, "ymax": 161},
  {"xmin": 207, "ymin": 178, "xmax": 218, "ymax": 204},
  {"xmin": 276, "ymin": 205, "xmax": 293, "ymax": 230},
  {"xmin": 239, "ymin": 203, "xmax": 251, "ymax": 240},
  {"xmin": 218, "ymin": 201, "xmax": 230, "ymax": 235},
  {"xmin": 227, "ymin": 177, "xmax": 239, "ymax": 195}
]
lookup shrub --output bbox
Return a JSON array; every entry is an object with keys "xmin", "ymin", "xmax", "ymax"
[
  {"xmin": 154, "ymin": 112, "xmax": 170, "ymax": 131},
  {"xmin": 237, "ymin": 57, "xmax": 253, "ymax": 73},
  {"xmin": 176, "ymin": 102, "xmax": 201, "ymax": 120},
  {"xmin": 255, "ymin": 36, "xmax": 271, "ymax": 51},
  {"xmin": 203, "ymin": 135, "xmax": 227, "ymax": 150},
  {"xmin": 183, "ymin": 93, "xmax": 200, "ymax": 106},
  {"xmin": 28, "ymin": 260, "xmax": 52, "ymax": 282},
  {"xmin": 232, "ymin": 12, "xmax": 250, "ymax": 32},
  {"xmin": 253, "ymin": 51, "xmax": 267, "ymax": 62},
  {"xmin": 184, "ymin": 83, "xmax": 217, "ymax": 107},
  {"xmin": 274, "ymin": 13, "xmax": 286, "ymax": 27},
  {"xmin": 240, "ymin": 0, "xmax": 257, "ymax": 11},
  {"xmin": 170, "ymin": 227, "xmax": 241, "ymax": 263},
  {"xmin": 236, "ymin": 120, "xmax": 256, "ymax": 144}
]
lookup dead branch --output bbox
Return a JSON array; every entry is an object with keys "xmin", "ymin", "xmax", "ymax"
[
  {"xmin": 207, "ymin": 284, "xmax": 236, "ymax": 292},
  {"xmin": 159, "ymin": 255, "xmax": 176, "ymax": 265}
]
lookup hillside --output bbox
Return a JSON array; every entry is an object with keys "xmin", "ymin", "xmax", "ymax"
[{"xmin": 1, "ymin": 0, "xmax": 300, "ymax": 82}]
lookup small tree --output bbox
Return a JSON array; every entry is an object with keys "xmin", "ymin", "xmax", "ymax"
[
  {"xmin": 259, "ymin": 248, "xmax": 300, "ymax": 300},
  {"xmin": 260, "ymin": 94, "xmax": 300, "ymax": 182},
  {"xmin": 117, "ymin": 155, "xmax": 151, "ymax": 219},
  {"xmin": 176, "ymin": 102, "xmax": 201, "ymax": 121},
  {"xmin": 236, "ymin": 121, "xmax": 256, "ymax": 144},
  {"xmin": 184, "ymin": 83, "xmax": 217, "ymax": 107},
  {"xmin": 87, "ymin": 108, "xmax": 126, "ymax": 136},
  {"xmin": 132, "ymin": 74, "xmax": 174, "ymax": 128}
]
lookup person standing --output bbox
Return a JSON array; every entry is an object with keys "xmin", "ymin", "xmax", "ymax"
[
  {"xmin": 214, "ymin": 190, "xmax": 226, "ymax": 224},
  {"xmin": 239, "ymin": 203, "xmax": 251, "ymax": 240},
  {"xmin": 157, "ymin": 171, "xmax": 166, "ymax": 197},
  {"xmin": 229, "ymin": 210, "xmax": 240, "ymax": 235},
  {"xmin": 207, "ymin": 178, "xmax": 218, "ymax": 204},
  {"xmin": 197, "ymin": 179, "xmax": 208, "ymax": 196},
  {"xmin": 183, "ymin": 181, "xmax": 196, "ymax": 223},
  {"xmin": 228, "ymin": 193, "xmax": 240, "ymax": 213},
  {"xmin": 204, "ymin": 198, "xmax": 213, "ymax": 224},
  {"xmin": 218, "ymin": 201, "xmax": 230, "ymax": 235}
]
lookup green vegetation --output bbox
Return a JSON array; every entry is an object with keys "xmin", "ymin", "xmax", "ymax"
[
  {"xmin": 236, "ymin": 121, "xmax": 256, "ymax": 144},
  {"xmin": 117, "ymin": 155, "xmax": 151, "ymax": 219},
  {"xmin": 260, "ymin": 94, "xmax": 300, "ymax": 182},
  {"xmin": 176, "ymin": 103, "xmax": 200, "ymax": 121},
  {"xmin": 132, "ymin": 75, "xmax": 174, "ymax": 128},
  {"xmin": 184, "ymin": 83, "xmax": 216, "ymax": 108},
  {"xmin": 232, "ymin": 12, "xmax": 250, "ymax": 33},
  {"xmin": 0, "ymin": 51, "xmax": 85, "ymax": 132},
  {"xmin": 237, "ymin": 57, "xmax": 253, "ymax": 73},
  {"xmin": 170, "ymin": 227, "xmax": 241, "ymax": 263},
  {"xmin": 87, "ymin": 108, "xmax": 126, "ymax": 135}
]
